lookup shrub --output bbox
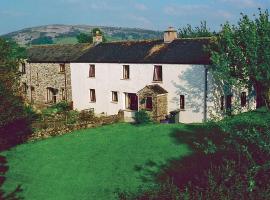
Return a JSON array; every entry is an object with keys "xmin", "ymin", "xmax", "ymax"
[
  {"xmin": 66, "ymin": 110, "xmax": 79, "ymax": 124},
  {"xmin": 50, "ymin": 101, "xmax": 71, "ymax": 113},
  {"xmin": 134, "ymin": 110, "xmax": 151, "ymax": 124}
]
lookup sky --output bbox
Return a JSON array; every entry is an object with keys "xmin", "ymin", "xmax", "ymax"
[{"xmin": 0, "ymin": 0, "xmax": 270, "ymax": 35}]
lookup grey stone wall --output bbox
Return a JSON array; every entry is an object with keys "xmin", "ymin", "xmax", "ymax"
[
  {"xmin": 20, "ymin": 62, "xmax": 72, "ymax": 108},
  {"xmin": 138, "ymin": 87, "xmax": 168, "ymax": 122}
]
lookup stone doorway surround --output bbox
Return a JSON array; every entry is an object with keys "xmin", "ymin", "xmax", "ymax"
[{"xmin": 137, "ymin": 84, "xmax": 168, "ymax": 122}]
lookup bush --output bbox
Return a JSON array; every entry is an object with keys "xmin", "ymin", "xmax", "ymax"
[
  {"xmin": 66, "ymin": 110, "xmax": 79, "ymax": 124},
  {"xmin": 50, "ymin": 101, "xmax": 71, "ymax": 113},
  {"xmin": 134, "ymin": 110, "xmax": 151, "ymax": 124}
]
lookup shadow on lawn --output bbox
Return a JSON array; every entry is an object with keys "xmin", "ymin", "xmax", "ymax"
[{"xmin": 135, "ymin": 124, "xmax": 227, "ymax": 189}]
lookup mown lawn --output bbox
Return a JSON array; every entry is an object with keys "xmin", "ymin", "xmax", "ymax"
[{"xmin": 2, "ymin": 123, "xmax": 194, "ymax": 200}]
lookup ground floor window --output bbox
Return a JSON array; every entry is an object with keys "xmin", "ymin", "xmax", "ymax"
[
  {"xmin": 241, "ymin": 92, "xmax": 247, "ymax": 107},
  {"xmin": 22, "ymin": 82, "xmax": 27, "ymax": 94},
  {"xmin": 226, "ymin": 95, "xmax": 233, "ymax": 110},
  {"xmin": 180, "ymin": 95, "xmax": 185, "ymax": 110},
  {"xmin": 125, "ymin": 93, "xmax": 138, "ymax": 111},
  {"xmin": 90, "ymin": 89, "xmax": 96, "ymax": 102},
  {"xmin": 112, "ymin": 91, "xmax": 118, "ymax": 102},
  {"xmin": 47, "ymin": 87, "xmax": 57, "ymax": 103},
  {"xmin": 220, "ymin": 96, "xmax": 225, "ymax": 110}
]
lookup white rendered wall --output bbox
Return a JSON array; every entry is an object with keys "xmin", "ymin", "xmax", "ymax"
[{"xmin": 70, "ymin": 63, "xmax": 207, "ymax": 123}]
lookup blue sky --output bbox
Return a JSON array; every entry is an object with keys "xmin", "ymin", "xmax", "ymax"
[{"xmin": 0, "ymin": 0, "xmax": 269, "ymax": 35}]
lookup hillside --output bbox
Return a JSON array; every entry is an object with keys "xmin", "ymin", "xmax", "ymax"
[{"xmin": 2, "ymin": 24, "xmax": 163, "ymax": 46}]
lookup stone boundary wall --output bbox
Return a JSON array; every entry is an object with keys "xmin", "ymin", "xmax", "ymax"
[{"xmin": 28, "ymin": 111, "xmax": 124, "ymax": 141}]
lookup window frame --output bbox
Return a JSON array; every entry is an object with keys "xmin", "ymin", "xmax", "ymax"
[
  {"xmin": 89, "ymin": 64, "xmax": 95, "ymax": 78},
  {"xmin": 90, "ymin": 89, "xmax": 96, "ymax": 103},
  {"xmin": 180, "ymin": 95, "xmax": 185, "ymax": 110},
  {"xmin": 220, "ymin": 95, "xmax": 225, "ymax": 111},
  {"xmin": 123, "ymin": 65, "xmax": 130, "ymax": 79},
  {"xmin": 59, "ymin": 64, "xmax": 65, "ymax": 73},
  {"xmin": 241, "ymin": 92, "xmax": 247, "ymax": 107},
  {"xmin": 153, "ymin": 65, "xmax": 163, "ymax": 82},
  {"xmin": 22, "ymin": 82, "xmax": 27, "ymax": 93},
  {"xmin": 21, "ymin": 63, "xmax": 26, "ymax": 74},
  {"xmin": 112, "ymin": 91, "xmax": 118, "ymax": 102}
]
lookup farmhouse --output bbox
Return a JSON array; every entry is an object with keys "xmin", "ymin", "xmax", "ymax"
[{"xmin": 20, "ymin": 27, "xmax": 255, "ymax": 123}]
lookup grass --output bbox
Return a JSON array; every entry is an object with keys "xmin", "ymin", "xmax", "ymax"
[{"xmin": 2, "ymin": 123, "xmax": 194, "ymax": 200}]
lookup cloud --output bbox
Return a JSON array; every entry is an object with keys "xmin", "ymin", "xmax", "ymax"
[
  {"xmin": 164, "ymin": 5, "xmax": 210, "ymax": 16},
  {"xmin": 134, "ymin": 3, "xmax": 147, "ymax": 11},
  {"xmin": 218, "ymin": 0, "xmax": 262, "ymax": 8}
]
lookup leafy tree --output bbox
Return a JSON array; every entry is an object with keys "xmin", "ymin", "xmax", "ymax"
[
  {"xmin": 210, "ymin": 9, "xmax": 270, "ymax": 109},
  {"xmin": 0, "ymin": 37, "xmax": 31, "ymax": 150},
  {"xmin": 76, "ymin": 32, "xmax": 92, "ymax": 43},
  {"xmin": 76, "ymin": 28, "xmax": 107, "ymax": 43},
  {"xmin": 178, "ymin": 21, "xmax": 214, "ymax": 38},
  {"xmin": 30, "ymin": 36, "xmax": 54, "ymax": 45}
]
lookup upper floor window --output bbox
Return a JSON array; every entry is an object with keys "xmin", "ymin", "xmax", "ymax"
[
  {"xmin": 180, "ymin": 95, "xmax": 185, "ymax": 110},
  {"xmin": 60, "ymin": 64, "xmax": 65, "ymax": 73},
  {"xmin": 145, "ymin": 97, "xmax": 153, "ymax": 110},
  {"xmin": 89, "ymin": 65, "xmax": 95, "ymax": 78},
  {"xmin": 112, "ymin": 91, "xmax": 118, "ymax": 102},
  {"xmin": 90, "ymin": 89, "xmax": 96, "ymax": 102},
  {"xmin": 241, "ymin": 92, "xmax": 247, "ymax": 107},
  {"xmin": 21, "ymin": 63, "xmax": 26, "ymax": 74},
  {"xmin": 153, "ymin": 65, "xmax": 162, "ymax": 82},
  {"xmin": 123, "ymin": 65, "xmax": 130, "ymax": 79}
]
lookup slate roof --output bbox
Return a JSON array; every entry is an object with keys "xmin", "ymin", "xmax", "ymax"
[
  {"xmin": 76, "ymin": 38, "xmax": 211, "ymax": 64},
  {"xmin": 27, "ymin": 37, "xmax": 212, "ymax": 64},
  {"xmin": 27, "ymin": 43, "xmax": 92, "ymax": 63},
  {"xmin": 138, "ymin": 84, "xmax": 168, "ymax": 95}
]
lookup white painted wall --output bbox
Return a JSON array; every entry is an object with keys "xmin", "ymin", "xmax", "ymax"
[{"xmin": 70, "ymin": 63, "xmax": 207, "ymax": 123}]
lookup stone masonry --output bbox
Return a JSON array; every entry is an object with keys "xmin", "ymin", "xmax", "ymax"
[{"xmin": 20, "ymin": 62, "xmax": 72, "ymax": 108}]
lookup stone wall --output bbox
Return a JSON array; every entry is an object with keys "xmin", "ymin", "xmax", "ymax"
[
  {"xmin": 20, "ymin": 62, "xmax": 72, "ymax": 108},
  {"xmin": 138, "ymin": 87, "xmax": 168, "ymax": 122}
]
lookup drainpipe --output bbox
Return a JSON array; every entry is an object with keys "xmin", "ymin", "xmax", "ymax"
[{"xmin": 204, "ymin": 65, "xmax": 208, "ymax": 122}]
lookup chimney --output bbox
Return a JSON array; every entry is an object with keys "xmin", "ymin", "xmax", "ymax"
[
  {"xmin": 93, "ymin": 30, "xmax": 103, "ymax": 45},
  {"xmin": 164, "ymin": 27, "xmax": 177, "ymax": 43}
]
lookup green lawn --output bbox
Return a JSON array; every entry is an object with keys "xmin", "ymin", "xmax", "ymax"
[{"xmin": 2, "ymin": 123, "xmax": 193, "ymax": 200}]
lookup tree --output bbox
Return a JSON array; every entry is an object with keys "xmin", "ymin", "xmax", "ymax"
[
  {"xmin": 76, "ymin": 28, "xmax": 107, "ymax": 43},
  {"xmin": 0, "ymin": 37, "xmax": 31, "ymax": 150},
  {"xmin": 30, "ymin": 36, "xmax": 54, "ymax": 45},
  {"xmin": 178, "ymin": 21, "xmax": 214, "ymax": 38},
  {"xmin": 210, "ymin": 9, "xmax": 270, "ymax": 109}
]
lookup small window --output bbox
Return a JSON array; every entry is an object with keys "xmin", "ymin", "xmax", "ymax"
[
  {"xmin": 89, "ymin": 65, "xmax": 95, "ymax": 77},
  {"xmin": 241, "ymin": 92, "xmax": 247, "ymax": 107},
  {"xmin": 61, "ymin": 88, "xmax": 66, "ymax": 100},
  {"xmin": 22, "ymin": 82, "xmax": 27, "ymax": 93},
  {"xmin": 112, "ymin": 91, "xmax": 118, "ymax": 102},
  {"xmin": 226, "ymin": 95, "xmax": 232, "ymax": 110},
  {"xmin": 60, "ymin": 64, "xmax": 65, "ymax": 73},
  {"xmin": 123, "ymin": 65, "xmax": 130, "ymax": 79},
  {"xmin": 220, "ymin": 96, "xmax": 225, "ymax": 110},
  {"xmin": 21, "ymin": 63, "xmax": 26, "ymax": 74},
  {"xmin": 153, "ymin": 65, "xmax": 162, "ymax": 82},
  {"xmin": 90, "ymin": 89, "xmax": 96, "ymax": 102},
  {"xmin": 180, "ymin": 95, "xmax": 185, "ymax": 110},
  {"xmin": 145, "ymin": 97, "xmax": 153, "ymax": 110}
]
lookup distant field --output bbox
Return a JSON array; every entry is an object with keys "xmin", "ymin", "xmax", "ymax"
[
  {"xmin": 53, "ymin": 36, "xmax": 78, "ymax": 44},
  {"xmin": 2, "ymin": 123, "xmax": 192, "ymax": 200}
]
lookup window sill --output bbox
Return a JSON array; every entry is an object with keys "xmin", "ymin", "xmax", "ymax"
[
  {"xmin": 124, "ymin": 109, "xmax": 137, "ymax": 112},
  {"xmin": 111, "ymin": 101, "xmax": 118, "ymax": 104},
  {"xmin": 89, "ymin": 77, "xmax": 95, "ymax": 79},
  {"xmin": 89, "ymin": 101, "xmax": 96, "ymax": 103},
  {"xmin": 152, "ymin": 81, "xmax": 163, "ymax": 83},
  {"xmin": 58, "ymin": 72, "xmax": 65, "ymax": 74},
  {"xmin": 121, "ymin": 78, "xmax": 130, "ymax": 80}
]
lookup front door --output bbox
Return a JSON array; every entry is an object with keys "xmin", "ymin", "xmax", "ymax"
[{"xmin": 126, "ymin": 93, "xmax": 138, "ymax": 111}]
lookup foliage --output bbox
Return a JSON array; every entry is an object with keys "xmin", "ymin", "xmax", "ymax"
[
  {"xmin": 178, "ymin": 21, "xmax": 214, "ymax": 38},
  {"xmin": 30, "ymin": 36, "xmax": 54, "ymax": 45},
  {"xmin": 76, "ymin": 32, "xmax": 92, "ymax": 43},
  {"xmin": 76, "ymin": 28, "xmax": 107, "ymax": 43},
  {"xmin": 50, "ymin": 101, "xmax": 71, "ymax": 112},
  {"xmin": 66, "ymin": 110, "xmax": 79, "ymax": 124},
  {"xmin": 210, "ymin": 9, "xmax": 270, "ymax": 108},
  {"xmin": 78, "ymin": 109, "xmax": 95, "ymax": 122},
  {"xmin": 134, "ymin": 110, "xmax": 151, "ymax": 124}
]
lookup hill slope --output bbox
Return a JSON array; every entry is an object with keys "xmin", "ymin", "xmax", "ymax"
[{"xmin": 2, "ymin": 24, "xmax": 163, "ymax": 46}]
